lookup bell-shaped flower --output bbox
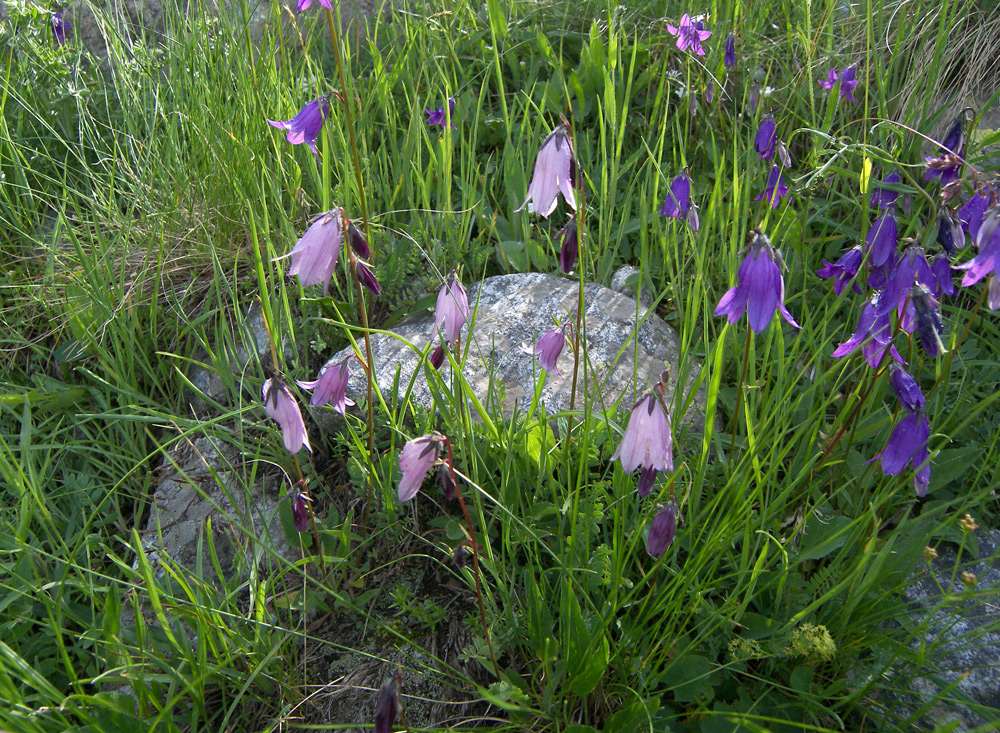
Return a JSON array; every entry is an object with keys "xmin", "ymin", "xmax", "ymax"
[
  {"xmin": 865, "ymin": 210, "xmax": 898, "ymax": 268},
  {"xmin": 297, "ymin": 357, "xmax": 355, "ymax": 413},
  {"xmin": 955, "ymin": 207, "xmax": 1000, "ymax": 291},
  {"xmin": 936, "ymin": 209, "xmax": 965, "ymax": 254},
  {"xmin": 398, "ymin": 433, "xmax": 446, "ymax": 502},
  {"xmin": 267, "ymin": 96, "xmax": 331, "ymax": 157},
  {"xmin": 817, "ymin": 245, "xmax": 864, "ymax": 296},
  {"xmin": 754, "ymin": 116, "xmax": 777, "ymax": 160},
  {"xmin": 724, "ymin": 33, "xmax": 736, "ymax": 67},
  {"xmin": 278, "ymin": 210, "xmax": 342, "ymax": 295},
  {"xmin": 517, "ymin": 125, "xmax": 577, "ymax": 219},
  {"xmin": 52, "ymin": 11, "xmax": 71, "ymax": 44},
  {"xmin": 297, "ymin": 0, "xmax": 332, "ymax": 9},
  {"xmin": 958, "ymin": 189, "xmax": 989, "ymax": 239},
  {"xmin": 612, "ymin": 391, "xmax": 673, "ymax": 476},
  {"xmin": 519, "ymin": 325, "xmax": 568, "ymax": 376},
  {"xmin": 666, "ymin": 13, "xmax": 712, "ymax": 56},
  {"xmin": 647, "ymin": 500, "xmax": 678, "ymax": 558},
  {"xmin": 425, "ymin": 98, "xmax": 457, "ymax": 130},
  {"xmin": 818, "ymin": 68, "xmax": 839, "ymax": 90},
  {"xmin": 930, "ymin": 255, "xmax": 955, "ymax": 298},
  {"xmin": 715, "ymin": 230, "xmax": 799, "ymax": 333},
  {"xmin": 263, "ymin": 378, "xmax": 311, "ymax": 455},
  {"xmin": 875, "ymin": 411, "xmax": 931, "ymax": 497},
  {"xmin": 754, "ymin": 166, "xmax": 790, "ymax": 208},
  {"xmin": 838, "ymin": 65, "xmax": 860, "ymax": 102},
  {"xmin": 889, "ymin": 364, "xmax": 925, "ymax": 413},
  {"xmin": 660, "ymin": 170, "xmax": 693, "ymax": 220},
  {"xmin": 833, "ymin": 294, "xmax": 904, "ymax": 368},
  {"xmin": 910, "ymin": 283, "xmax": 945, "ymax": 357},
  {"xmin": 435, "ymin": 270, "xmax": 470, "ymax": 345},
  {"xmin": 875, "ymin": 245, "xmax": 934, "ymax": 317},
  {"xmin": 869, "ymin": 171, "xmax": 901, "ymax": 209}
]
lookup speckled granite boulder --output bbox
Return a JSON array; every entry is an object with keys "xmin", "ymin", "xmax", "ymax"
[
  {"xmin": 880, "ymin": 529, "xmax": 1000, "ymax": 730},
  {"xmin": 316, "ymin": 272, "xmax": 706, "ymax": 436}
]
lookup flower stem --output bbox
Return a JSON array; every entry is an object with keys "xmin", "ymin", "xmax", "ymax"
[
  {"xmin": 444, "ymin": 440, "xmax": 499, "ymax": 678},
  {"xmin": 730, "ymin": 326, "xmax": 752, "ymax": 470}
]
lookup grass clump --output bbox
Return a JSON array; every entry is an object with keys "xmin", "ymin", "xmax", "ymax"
[{"xmin": 2, "ymin": 0, "xmax": 1000, "ymax": 730}]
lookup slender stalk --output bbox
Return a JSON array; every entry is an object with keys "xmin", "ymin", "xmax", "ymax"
[
  {"xmin": 444, "ymin": 439, "xmax": 499, "ymax": 678},
  {"xmin": 730, "ymin": 326, "xmax": 752, "ymax": 470}
]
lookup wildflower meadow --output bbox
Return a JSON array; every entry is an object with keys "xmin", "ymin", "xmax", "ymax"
[{"xmin": 2, "ymin": 0, "xmax": 1000, "ymax": 730}]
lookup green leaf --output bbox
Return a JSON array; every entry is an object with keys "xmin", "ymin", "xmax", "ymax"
[
  {"xmin": 668, "ymin": 654, "xmax": 715, "ymax": 703},
  {"xmin": 795, "ymin": 513, "xmax": 853, "ymax": 562}
]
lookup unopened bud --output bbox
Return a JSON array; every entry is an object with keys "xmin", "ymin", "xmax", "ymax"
[
  {"xmin": 961, "ymin": 571, "xmax": 977, "ymax": 587},
  {"xmin": 923, "ymin": 546, "xmax": 938, "ymax": 563},
  {"xmin": 959, "ymin": 514, "xmax": 979, "ymax": 532}
]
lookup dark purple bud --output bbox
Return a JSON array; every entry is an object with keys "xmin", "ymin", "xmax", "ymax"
[
  {"xmin": 889, "ymin": 364, "xmax": 925, "ymax": 412},
  {"xmin": 453, "ymin": 544, "xmax": 469, "ymax": 568},
  {"xmin": 940, "ymin": 111, "xmax": 966, "ymax": 155},
  {"xmin": 291, "ymin": 492, "xmax": 311, "ymax": 532},
  {"xmin": 686, "ymin": 202, "xmax": 700, "ymax": 232},
  {"xmin": 637, "ymin": 467, "xmax": 658, "ymax": 498},
  {"xmin": 754, "ymin": 115, "xmax": 777, "ymax": 160},
  {"xmin": 647, "ymin": 500, "xmax": 678, "ymax": 558},
  {"xmin": 355, "ymin": 260, "xmax": 381, "ymax": 295},
  {"xmin": 936, "ymin": 209, "xmax": 964, "ymax": 254},
  {"xmin": 430, "ymin": 344, "xmax": 446, "ymax": 370},
  {"xmin": 865, "ymin": 211, "xmax": 898, "ymax": 267},
  {"xmin": 438, "ymin": 465, "xmax": 456, "ymax": 500},
  {"xmin": 869, "ymin": 171, "xmax": 901, "ymax": 209},
  {"xmin": 776, "ymin": 140, "xmax": 792, "ymax": 169},
  {"xmin": 660, "ymin": 170, "xmax": 693, "ymax": 219},
  {"xmin": 930, "ymin": 255, "xmax": 955, "ymax": 297},
  {"xmin": 911, "ymin": 283, "xmax": 945, "ymax": 357},
  {"xmin": 347, "ymin": 223, "xmax": 371, "ymax": 259},
  {"xmin": 559, "ymin": 218, "xmax": 578, "ymax": 273},
  {"xmin": 958, "ymin": 190, "xmax": 990, "ymax": 239},
  {"xmin": 724, "ymin": 33, "xmax": 736, "ymax": 67},
  {"xmin": 373, "ymin": 672, "xmax": 401, "ymax": 733},
  {"xmin": 705, "ymin": 83, "xmax": 715, "ymax": 105}
]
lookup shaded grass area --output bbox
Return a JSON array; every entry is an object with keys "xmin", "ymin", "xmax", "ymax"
[{"xmin": 2, "ymin": 0, "xmax": 1000, "ymax": 730}]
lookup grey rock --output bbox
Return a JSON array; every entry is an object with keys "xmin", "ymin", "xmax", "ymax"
[
  {"xmin": 890, "ymin": 529, "xmax": 1000, "ymax": 730},
  {"xmin": 313, "ymin": 272, "xmax": 705, "ymax": 438},
  {"xmin": 610, "ymin": 265, "xmax": 653, "ymax": 309},
  {"xmin": 142, "ymin": 435, "xmax": 295, "ymax": 580}
]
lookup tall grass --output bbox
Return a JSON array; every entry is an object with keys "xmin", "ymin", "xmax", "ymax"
[{"xmin": 1, "ymin": 0, "xmax": 999, "ymax": 730}]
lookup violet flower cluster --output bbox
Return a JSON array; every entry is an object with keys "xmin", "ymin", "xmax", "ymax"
[{"xmin": 874, "ymin": 365, "xmax": 932, "ymax": 496}]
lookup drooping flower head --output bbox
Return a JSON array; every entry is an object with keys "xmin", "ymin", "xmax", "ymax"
[
  {"xmin": 924, "ymin": 110, "xmax": 970, "ymax": 187},
  {"xmin": 558, "ymin": 218, "xmax": 579, "ymax": 273},
  {"xmin": 612, "ymin": 379, "xmax": 673, "ymax": 483},
  {"xmin": 267, "ymin": 95, "xmax": 332, "ymax": 157},
  {"xmin": 647, "ymin": 500, "xmax": 679, "ymax": 558},
  {"xmin": 347, "ymin": 222, "xmax": 371, "ymax": 259},
  {"xmin": 435, "ymin": 270, "xmax": 471, "ymax": 345},
  {"xmin": 373, "ymin": 670, "xmax": 402, "ymax": 733},
  {"xmin": 865, "ymin": 210, "xmax": 898, "ymax": 268},
  {"xmin": 875, "ymin": 245, "xmax": 934, "ymax": 317},
  {"xmin": 889, "ymin": 364, "xmax": 925, "ymax": 413},
  {"xmin": 910, "ymin": 283, "xmax": 945, "ymax": 357},
  {"xmin": 754, "ymin": 166, "xmax": 790, "ymax": 209},
  {"xmin": 297, "ymin": 0, "xmax": 333, "ymax": 9},
  {"xmin": 838, "ymin": 65, "xmax": 860, "ymax": 102},
  {"xmin": 425, "ymin": 98, "xmax": 457, "ymax": 130},
  {"xmin": 724, "ymin": 33, "xmax": 736, "ymax": 67},
  {"xmin": 262, "ymin": 377, "xmax": 311, "ymax": 455},
  {"xmin": 277, "ymin": 209, "xmax": 343, "ymax": 295},
  {"xmin": 355, "ymin": 259, "xmax": 381, "ymax": 295},
  {"xmin": 398, "ymin": 433, "xmax": 447, "ymax": 502},
  {"xmin": 754, "ymin": 115, "xmax": 777, "ymax": 160},
  {"xmin": 714, "ymin": 229, "xmax": 800, "ymax": 333},
  {"xmin": 517, "ymin": 124, "xmax": 578, "ymax": 219},
  {"xmin": 519, "ymin": 324, "xmax": 570, "ymax": 377},
  {"xmin": 832, "ymin": 294, "xmax": 903, "ymax": 368},
  {"xmin": 937, "ymin": 209, "xmax": 966, "ymax": 254},
  {"xmin": 870, "ymin": 171, "xmax": 902, "ymax": 209},
  {"xmin": 288, "ymin": 486, "xmax": 312, "ymax": 532},
  {"xmin": 297, "ymin": 357, "xmax": 355, "ymax": 413},
  {"xmin": 875, "ymin": 411, "xmax": 931, "ymax": 497},
  {"xmin": 817, "ymin": 245, "xmax": 864, "ymax": 296},
  {"xmin": 666, "ymin": 13, "xmax": 712, "ymax": 56},
  {"xmin": 51, "ymin": 11, "xmax": 71, "ymax": 45},
  {"xmin": 660, "ymin": 169, "xmax": 693, "ymax": 220},
  {"xmin": 955, "ymin": 206, "xmax": 1000, "ymax": 299}
]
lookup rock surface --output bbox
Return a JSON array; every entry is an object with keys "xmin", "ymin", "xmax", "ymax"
[
  {"xmin": 890, "ymin": 529, "xmax": 1000, "ymax": 730},
  {"xmin": 317, "ymin": 272, "xmax": 705, "ymax": 437}
]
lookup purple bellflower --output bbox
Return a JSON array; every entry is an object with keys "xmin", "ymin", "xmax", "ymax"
[
  {"xmin": 518, "ymin": 125, "xmax": 578, "ymax": 219},
  {"xmin": 865, "ymin": 210, "xmax": 898, "ymax": 268},
  {"xmin": 290, "ymin": 489, "xmax": 311, "ymax": 532},
  {"xmin": 931, "ymin": 255, "xmax": 956, "ymax": 298},
  {"xmin": 435, "ymin": 270, "xmax": 471, "ymax": 345},
  {"xmin": 937, "ymin": 209, "xmax": 965, "ymax": 254},
  {"xmin": 818, "ymin": 68, "xmax": 839, "ymax": 90},
  {"xmin": 724, "ymin": 33, "xmax": 736, "ymax": 67},
  {"xmin": 754, "ymin": 115, "xmax": 777, "ymax": 160},
  {"xmin": 267, "ymin": 96, "xmax": 331, "ymax": 157},
  {"xmin": 647, "ymin": 500, "xmax": 679, "ymax": 558},
  {"xmin": 924, "ymin": 113, "xmax": 968, "ymax": 187},
  {"xmin": 660, "ymin": 169, "xmax": 693, "ymax": 220},
  {"xmin": 263, "ymin": 378, "xmax": 311, "ymax": 455},
  {"xmin": 955, "ymin": 207, "xmax": 1000, "ymax": 306},
  {"xmin": 958, "ymin": 189, "xmax": 990, "ymax": 239},
  {"xmin": 838, "ymin": 65, "xmax": 860, "ymax": 102},
  {"xmin": 373, "ymin": 671, "xmax": 402, "ymax": 733},
  {"xmin": 832, "ymin": 295, "xmax": 903, "ymax": 368},
  {"xmin": 52, "ymin": 11, "xmax": 71, "ymax": 44},
  {"xmin": 425, "ymin": 98, "xmax": 457, "ymax": 129},
  {"xmin": 876, "ymin": 410, "xmax": 931, "ymax": 497},
  {"xmin": 277, "ymin": 210, "xmax": 343, "ymax": 295},
  {"xmin": 875, "ymin": 245, "xmax": 934, "ymax": 317},
  {"xmin": 910, "ymin": 283, "xmax": 946, "ymax": 357},
  {"xmin": 519, "ymin": 324, "xmax": 568, "ymax": 376},
  {"xmin": 889, "ymin": 364, "xmax": 926, "ymax": 413},
  {"xmin": 666, "ymin": 13, "xmax": 712, "ymax": 56},
  {"xmin": 297, "ymin": 357, "xmax": 354, "ymax": 413},
  {"xmin": 612, "ymin": 387, "xmax": 673, "ymax": 495},
  {"xmin": 870, "ymin": 171, "xmax": 902, "ymax": 209},
  {"xmin": 755, "ymin": 166, "xmax": 790, "ymax": 209},
  {"xmin": 817, "ymin": 245, "xmax": 864, "ymax": 296},
  {"xmin": 715, "ymin": 230, "xmax": 800, "ymax": 333},
  {"xmin": 398, "ymin": 433, "xmax": 446, "ymax": 503},
  {"xmin": 347, "ymin": 222, "xmax": 371, "ymax": 259},
  {"xmin": 558, "ymin": 218, "xmax": 578, "ymax": 272},
  {"xmin": 297, "ymin": 0, "xmax": 332, "ymax": 9}
]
